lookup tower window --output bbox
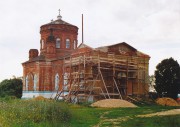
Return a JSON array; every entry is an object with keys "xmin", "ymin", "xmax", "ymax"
[
  {"xmin": 73, "ymin": 40, "xmax": 76, "ymax": 49},
  {"xmin": 56, "ymin": 38, "xmax": 60, "ymax": 48},
  {"xmin": 41, "ymin": 40, "xmax": 44, "ymax": 49},
  {"xmin": 66, "ymin": 39, "xmax": 70, "ymax": 49}
]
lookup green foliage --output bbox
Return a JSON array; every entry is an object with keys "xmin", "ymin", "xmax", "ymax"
[
  {"xmin": 155, "ymin": 57, "xmax": 180, "ymax": 99},
  {"xmin": 0, "ymin": 99, "xmax": 72, "ymax": 127},
  {"xmin": 0, "ymin": 78, "xmax": 22, "ymax": 98}
]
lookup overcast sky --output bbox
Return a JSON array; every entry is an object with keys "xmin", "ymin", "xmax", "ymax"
[{"xmin": 0, "ymin": 0, "xmax": 180, "ymax": 81}]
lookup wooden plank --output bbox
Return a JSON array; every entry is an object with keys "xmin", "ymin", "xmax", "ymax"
[
  {"xmin": 113, "ymin": 78, "xmax": 122, "ymax": 99},
  {"xmin": 99, "ymin": 93, "xmax": 120, "ymax": 96},
  {"xmin": 99, "ymin": 69, "xmax": 110, "ymax": 99}
]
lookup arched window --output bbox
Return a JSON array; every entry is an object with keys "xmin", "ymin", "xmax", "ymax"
[
  {"xmin": 73, "ymin": 40, "xmax": 76, "ymax": 49},
  {"xmin": 55, "ymin": 73, "xmax": 59, "ymax": 91},
  {"xmin": 63, "ymin": 72, "xmax": 68, "ymax": 90},
  {"xmin": 56, "ymin": 38, "xmax": 60, "ymax": 48},
  {"xmin": 41, "ymin": 40, "xmax": 44, "ymax": 49},
  {"xmin": 33, "ymin": 74, "xmax": 38, "ymax": 91},
  {"xmin": 66, "ymin": 39, "xmax": 70, "ymax": 49},
  {"xmin": 25, "ymin": 76, "xmax": 29, "ymax": 91}
]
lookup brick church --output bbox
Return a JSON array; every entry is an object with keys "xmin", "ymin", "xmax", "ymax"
[{"xmin": 22, "ymin": 11, "xmax": 150, "ymax": 101}]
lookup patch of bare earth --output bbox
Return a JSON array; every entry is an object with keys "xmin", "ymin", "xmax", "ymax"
[
  {"xmin": 137, "ymin": 109, "xmax": 180, "ymax": 117},
  {"xmin": 92, "ymin": 111, "xmax": 131, "ymax": 127}
]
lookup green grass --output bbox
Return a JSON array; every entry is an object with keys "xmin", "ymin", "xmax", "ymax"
[
  {"xmin": 104, "ymin": 105, "xmax": 175, "ymax": 119},
  {"xmin": 0, "ymin": 98, "xmax": 179, "ymax": 127},
  {"xmin": 69, "ymin": 106, "xmax": 107, "ymax": 127}
]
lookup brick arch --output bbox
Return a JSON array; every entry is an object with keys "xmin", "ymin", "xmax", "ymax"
[
  {"xmin": 41, "ymin": 39, "xmax": 45, "ymax": 49},
  {"xmin": 25, "ymin": 75, "xmax": 29, "ymax": 91},
  {"xmin": 55, "ymin": 73, "xmax": 59, "ymax": 91},
  {"xmin": 56, "ymin": 38, "xmax": 61, "ymax": 48},
  {"xmin": 65, "ymin": 38, "xmax": 70, "ymax": 49},
  {"xmin": 33, "ymin": 74, "xmax": 38, "ymax": 91},
  {"xmin": 26, "ymin": 72, "xmax": 34, "ymax": 91}
]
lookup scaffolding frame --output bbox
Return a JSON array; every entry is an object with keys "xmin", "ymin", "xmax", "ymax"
[{"xmin": 54, "ymin": 50, "xmax": 147, "ymax": 103}]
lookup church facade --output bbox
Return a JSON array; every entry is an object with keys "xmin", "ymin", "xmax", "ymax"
[
  {"xmin": 22, "ymin": 12, "xmax": 150, "ymax": 100},
  {"xmin": 22, "ymin": 13, "xmax": 78, "ymax": 98}
]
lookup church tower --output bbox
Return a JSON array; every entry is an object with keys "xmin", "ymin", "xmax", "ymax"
[
  {"xmin": 40, "ymin": 10, "xmax": 78, "ymax": 59},
  {"xmin": 22, "ymin": 11, "xmax": 78, "ymax": 98}
]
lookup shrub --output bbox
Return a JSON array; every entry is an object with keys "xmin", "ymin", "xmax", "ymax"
[
  {"xmin": 0, "ymin": 78, "xmax": 22, "ymax": 98},
  {"xmin": 0, "ymin": 99, "xmax": 71, "ymax": 127}
]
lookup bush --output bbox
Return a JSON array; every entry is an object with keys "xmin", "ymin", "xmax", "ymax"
[
  {"xmin": 0, "ymin": 99, "xmax": 72, "ymax": 127},
  {"xmin": 0, "ymin": 78, "xmax": 22, "ymax": 98}
]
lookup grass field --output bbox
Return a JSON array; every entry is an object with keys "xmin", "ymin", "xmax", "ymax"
[{"xmin": 0, "ymin": 98, "xmax": 179, "ymax": 127}]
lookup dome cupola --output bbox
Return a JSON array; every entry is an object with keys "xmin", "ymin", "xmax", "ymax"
[{"xmin": 40, "ymin": 10, "xmax": 78, "ymax": 58}]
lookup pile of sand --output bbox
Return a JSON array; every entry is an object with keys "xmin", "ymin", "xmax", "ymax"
[
  {"xmin": 32, "ymin": 96, "xmax": 50, "ymax": 101},
  {"xmin": 156, "ymin": 97, "xmax": 179, "ymax": 106},
  {"xmin": 91, "ymin": 99, "xmax": 137, "ymax": 108}
]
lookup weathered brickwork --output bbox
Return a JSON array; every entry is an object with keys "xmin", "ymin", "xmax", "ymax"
[
  {"xmin": 22, "ymin": 14, "xmax": 78, "ymax": 94},
  {"xmin": 22, "ymin": 13, "xmax": 150, "ymax": 99}
]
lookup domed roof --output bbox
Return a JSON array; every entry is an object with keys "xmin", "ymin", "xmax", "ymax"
[
  {"xmin": 45, "ymin": 19, "xmax": 76, "ymax": 27},
  {"xmin": 41, "ymin": 10, "xmax": 78, "ymax": 28}
]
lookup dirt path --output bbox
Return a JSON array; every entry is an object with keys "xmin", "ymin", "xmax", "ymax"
[
  {"xmin": 137, "ymin": 109, "xmax": 180, "ymax": 117},
  {"xmin": 93, "ymin": 109, "xmax": 180, "ymax": 127},
  {"xmin": 92, "ymin": 110, "xmax": 132, "ymax": 127}
]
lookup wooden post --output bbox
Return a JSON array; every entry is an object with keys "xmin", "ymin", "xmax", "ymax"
[
  {"xmin": 126, "ymin": 58, "xmax": 129, "ymax": 95},
  {"xmin": 99, "ymin": 69, "xmax": 110, "ymax": 99},
  {"xmin": 62, "ymin": 57, "xmax": 65, "ymax": 97},
  {"xmin": 82, "ymin": 14, "xmax": 84, "ymax": 43},
  {"xmin": 143, "ymin": 57, "xmax": 146, "ymax": 94},
  {"xmin": 137, "ymin": 57, "xmax": 139, "ymax": 95},
  {"xmin": 113, "ymin": 77, "xmax": 122, "ymax": 99},
  {"xmin": 113, "ymin": 54, "xmax": 115, "ymax": 98},
  {"xmin": 98, "ymin": 53, "xmax": 110, "ymax": 99}
]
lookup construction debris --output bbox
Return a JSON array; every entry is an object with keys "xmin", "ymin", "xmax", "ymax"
[
  {"xmin": 91, "ymin": 99, "xmax": 137, "ymax": 108},
  {"xmin": 156, "ymin": 97, "xmax": 179, "ymax": 106}
]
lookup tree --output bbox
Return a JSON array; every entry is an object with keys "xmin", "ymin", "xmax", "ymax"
[
  {"xmin": 0, "ymin": 78, "xmax": 23, "ymax": 98},
  {"xmin": 155, "ymin": 57, "xmax": 180, "ymax": 99}
]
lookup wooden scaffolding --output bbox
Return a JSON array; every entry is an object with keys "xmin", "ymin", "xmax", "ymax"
[{"xmin": 55, "ymin": 50, "xmax": 148, "ymax": 103}]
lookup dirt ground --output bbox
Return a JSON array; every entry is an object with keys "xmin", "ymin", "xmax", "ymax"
[{"xmin": 137, "ymin": 109, "xmax": 180, "ymax": 117}]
